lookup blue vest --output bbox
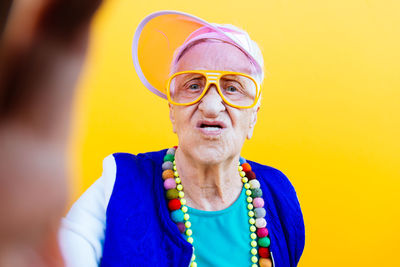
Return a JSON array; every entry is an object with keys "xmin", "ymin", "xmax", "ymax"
[{"xmin": 101, "ymin": 150, "xmax": 305, "ymax": 266}]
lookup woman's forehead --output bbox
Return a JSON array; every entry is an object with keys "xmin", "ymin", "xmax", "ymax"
[{"xmin": 174, "ymin": 41, "xmax": 256, "ymax": 75}]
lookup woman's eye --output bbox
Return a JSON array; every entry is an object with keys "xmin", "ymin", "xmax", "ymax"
[
  {"xmin": 226, "ymin": 86, "xmax": 238, "ymax": 92},
  {"xmin": 189, "ymin": 84, "xmax": 200, "ymax": 90}
]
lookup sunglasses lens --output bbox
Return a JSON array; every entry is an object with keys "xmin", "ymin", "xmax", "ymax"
[
  {"xmin": 169, "ymin": 73, "xmax": 207, "ymax": 104},
  {"xmin": 219, "ymin": 74, "xmax": 257, "ymax": 107}
]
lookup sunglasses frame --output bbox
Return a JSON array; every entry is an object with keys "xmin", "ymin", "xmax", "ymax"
[{"xmin": 166, "ymin": 70, "xmax": 261, "ymax": 109}]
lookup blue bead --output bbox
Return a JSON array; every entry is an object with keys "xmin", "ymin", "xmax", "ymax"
[
  {"xmin": 239, "ymin": 156, "xmax": 247, "ymax": 165},
  {"xmin": 171, "ymin": 210, "xmax": 184, "ymax": 222}
]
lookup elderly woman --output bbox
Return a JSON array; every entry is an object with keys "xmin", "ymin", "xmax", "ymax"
[{"xmin": 60, "ymin": 11, "xmax": 305, "ymax": 267}]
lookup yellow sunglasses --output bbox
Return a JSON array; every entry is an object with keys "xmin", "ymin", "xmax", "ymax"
[{"xmin": 166, "ymin": 70, "xmax": 261, "ymax": 109}]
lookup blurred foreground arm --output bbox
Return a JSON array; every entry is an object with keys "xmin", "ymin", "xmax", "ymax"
[{"xmin": 0, "ymin": 0, "xmax": 101, "ymax": 266}]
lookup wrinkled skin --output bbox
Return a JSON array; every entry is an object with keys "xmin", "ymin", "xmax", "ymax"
[{"xmin": 0, "ymin": 0, "xmax": 101, "ymax": 266}]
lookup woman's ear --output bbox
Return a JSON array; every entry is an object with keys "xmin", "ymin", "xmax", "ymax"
[
  {"xmin": 247, "ymin": 105, "xmax": 260, "ymax": 140},
  {"xmin": 169, "ymin": 104, "xmax": 177, "ymax": 133}
]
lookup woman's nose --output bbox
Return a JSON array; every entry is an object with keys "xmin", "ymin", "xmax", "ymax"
[{"xmin": 198, "ymin": 84, "xmax": 225, "ymax": 116}]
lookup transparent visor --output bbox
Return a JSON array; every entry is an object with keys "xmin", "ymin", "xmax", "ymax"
[{"xmin": 168, "ymin": 72, "xmax": 258, "ymax": 108}]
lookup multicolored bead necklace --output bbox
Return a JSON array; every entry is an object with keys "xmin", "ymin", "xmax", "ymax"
[{"xmin": 162, "ymin": 147, "xmax": 273, "ymax": 267}]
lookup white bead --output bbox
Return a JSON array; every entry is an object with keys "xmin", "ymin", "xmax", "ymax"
[
  {"xmin": 249, "ymin": 179, "xmax": 260, "ymax": 189},
  {"xmin": 255, "ymin": 218, "xmax": 267, "ymax": 228}
]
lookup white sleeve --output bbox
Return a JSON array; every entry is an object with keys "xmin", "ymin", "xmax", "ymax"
[{"xmin": 59, "ymin": 154, "xmax": 116, "ymax": 267}]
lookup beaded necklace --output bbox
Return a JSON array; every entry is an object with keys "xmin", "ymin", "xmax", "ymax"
[{"xmin": 162, "ymin": 147, "xmax": 273, "ymax": 267}]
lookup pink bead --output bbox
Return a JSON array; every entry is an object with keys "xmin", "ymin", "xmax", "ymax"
[
  {"xmin": 164, "ymin": 178, "xmax": 176, "ymax": 190},
  {"xmin": 257, "ymin": 227, "xmax": 269, "ymax": 237},
  {"xmin": 253, "ymin": 197, "xmax": 264, "ymax": 208}
]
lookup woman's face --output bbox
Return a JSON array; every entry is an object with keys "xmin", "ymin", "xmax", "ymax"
[{"xmin": 169, "ymin": 41, "xmax": 259, "ymax": 164}]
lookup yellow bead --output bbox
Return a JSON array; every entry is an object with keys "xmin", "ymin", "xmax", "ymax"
[
  {"xmin": 191, "ymin": 254, "xmax": 196, "ymax": 261},
  {"xmin": 249, "ymin": 218, "xmax": 255, "ymax": 225},
  {"xmin": 178, "ymin": 191, "xmax": 185, "ymax": 198},
  {"xmin": 175, "ymin": 178, "xmax": 181, "ymax": 183},
  {"xmin": 174, "ymin": 171, "xmax": 179, "ymax": 177},
  {"xmin": 180, "ymin": 198, "xmax": 187, "ymax": 205},
  {"xmin": 251, "ymin": 248, "xmax": 257, "ymax": 255},
  {"xmin": 187, "ymin": 237, "xmax": 194, "ymax": 244},
  {"xmin": 173, "ymin": 160, "xmax": 176, "ymax": 164},
  {"xmin": 252, "ymin": 264, "xmax": 258, "ymax": 267},
  {"xmin": 248, "ymin": 211, "xmax": 255, "ymax": 217},
  {"xmin": 251, "ymin": 256, "xmax": 258, "ymax": 263},
  {"xmin": 238, "ymin": 166, "xmax": 243, "ymax": 171},
  {"xmin": 240, "ymin": 171, "xmax": 246, "ymax": 177},
  {"xmin": 184, "ymin": 213, "xmax": 190, "ymax": 220},
  {"xmin": 247, "ymin": 197, "xmax": 253, "ymax": 203},
  {"xmin": 244, "ymin": 183, "xmax": 250, "ymax": 189},
  {"xmin": 250, "ymin": 233, "xmax": 257, "ymax": 239},
  {"xmin": 190, "ymin": 262, "xmax": 197, "ymax": 267},
  {"xmin": 173, "ymin": 165, "xmax": 177, "ymax": 171},
  {"xmin": 246, "ymin": 190, "xmax": 252, "ymax": 196},
  {"xmin": 177, "ymin": 184, "xmax": 183, "ymax": 191},
  {"xmin": 250, "ymin": 225, "xmax": 256, "ymax": 232},
  {"xmin": 247, "ymin": 203, "xmax": 254, "ymax": 210},
  {"xmin": 181, "ymin": 206, "xmax": 188, "ymax": 213},
  {"xmin": 185, "ymin": 221, "xmax": 191, "ymax": 228},
  {"xmin": 186, "ymin": 229, "xmax": 193, "ymax": 236},
  {"xmin": 251, "ymin": 240, "xmax": 257, "ymax": 247}
]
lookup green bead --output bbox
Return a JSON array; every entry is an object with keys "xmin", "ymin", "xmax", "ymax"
[
  {"xmin": 251, "ymin": 188, "xmax": 263, "ymax": 198},
  {"xmin": 164, "ymin": 154, "xmax": 175, "ymax": 162},
  {"xmin": 166, "ymin": 189, "xmax": 179, "ymax": 199},
  {"xmin": 258, "ymin": 236, "xmax": 271, "ymax": 247}
]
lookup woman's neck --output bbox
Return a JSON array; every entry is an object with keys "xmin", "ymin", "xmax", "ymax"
[{"xmin": 174, "ymin": 148, "xmax": 243, "ymax": 211}]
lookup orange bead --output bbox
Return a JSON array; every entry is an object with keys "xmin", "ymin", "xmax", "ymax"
[
  {"xmin": 162, "ymin": 169, "xmax": 174, "ymax": 180},
  {"xmin": 242, "ymin": 162, "xmax": 252, "ymax": 172},
  {"xmin": 259, "ymin": 258, "xmax": 272, "ymax": 267}
]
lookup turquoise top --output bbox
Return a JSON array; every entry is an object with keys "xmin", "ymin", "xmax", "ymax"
[{"xmin": 183, "ymin": 188, "xmax": 253, "ymax": 267}]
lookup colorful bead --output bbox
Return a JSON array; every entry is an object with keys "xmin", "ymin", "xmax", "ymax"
[
  {"xmin": 183, "ymin": 213, "xmax": 190, "ymax": 220},
  {"xmin": 171, "ymin": 210, "xmax": 184, "ymax": 222},
  {"xmin": 164, "ymin": 154, "xmax": 174, "ymax": 162},
  {"xmin": 190, "ymin": 261, "xmax": 197, "ymax": 267},
  {"xmin": 246, "ymin": 190, "xmax": 252, "ymax": 196},
  {"xmin": 255, "ymin": 218, "xmax": 267, "ymax": 228},
  {"xmin": 174, "ymin": 171, "xmax": 179, "ymax": 177},
  {"xmin": 186, "ymin": 229, "xmax": 193, "ymax": 236},
  {"xmin": 250, "ymin": 240, "xmax": 257, "ymax": 247},
  {"xmin": 259, "ymin": 258, "xmax": 272, "ymax": 267},
  {"xmin": 244, "ymin": 183, "xmax": 250, "ymax": 189},
  {"xmin": 246, "ymin": 171, "xmax": 256, "ymax": 180},
  {"xmin": 176, "ymin": 184, "xmax": 183, "ymax": 191},
  {"xmin": 162, "ymin": 170, "xmax": 174, "ymax": 180},
  {"xmin": 242, "ymin": 162, "xmax": 252, "ymax": 172},
  {"xmin": 251, "ymin": 256, "xmax": 258, "ymax": 263},
  {"xmin": 239, "ymin": 171, "xmax": 246, "ymax": 177},
  {"xmin": 251, "ymin": 248, "xmax": 257, "ymax": 255},
  {"xmin": 166, "ymin": 148, "xmax": 176, "ymax": 155},
  {"xmin": 185, "ymin": 221, "xmax": 191, "ymax": 228},
  {"xmin": 162, "ymin": 161, "xmax": 173, "ymax": 170},
  {"xmin": 247, "ymin": 196, "xmax": 253, "ymax": 203},
  {"xmin": 250, "ymin": 225, "xmax": 257, "ymax": 232},
  {"xmin": 177, "ymin": 222, "xmax": 186, "ymax": 233},
  {"xmin": 252, "ymin": 264, "xmax": 258, "ymax": 267},
  {"xmin": 178, "ymin": 191, "xmax": 185, "ymax": 198},
  {"xmin": 250, "ymin": 233, "xmax": 257, "ymax": 239},
  {"xmin": 239, "ymin": 156, "xmax": 247, "ymax": 165},
  {"xmin": 257, "ymin": 227, "xmax": 269, "ymax": 237},
  {"xmin": 242, "ymin": 177, "xmax": 248, "ymax": 183},
  {"xmin": 247, "ymin": 203, "xmax": 254, "ymax": 210},
  {"xmin": 175, "ymin": 177, "xmax": 181, "ymax": 183},
  {"xmin": 253, "ymin": 197, "xmax": 264, "ymax": 208},
  {"xmin": 187, "ymin": 237, "xmax": 194, "ymax": 243},
  {"xmin": 166, "ymin": 189, "xmax": 179, "ymax": 199},
  {"xmin": 181, "ymin": 206, "xmax": 188, "ymax": 213},
  {"xmin": 168, "ymin": 199, "xmax": 181, "ymax": 211},
  {"xmin": 249, "ymin": 179, "xmax": 260, "ymax": 189},
  {"xmin": 164, "ymin": 178, "xmax": 176, "ymax": 190},
  {"xmin": 249, "ymin": 218, "xmax": 256, "ymax": 225},
  {"xmin": 251, "ymin": 188, "xmax": 263, "ymax": 198},
  {"xmin": 254, "ymin": 208, "xmax": 266, "ymax": 218},
  {"xmin": 259, "ymin": 247, "xmax": 270, "ymax": 258},
  {"xmin": 248, "ymin": 211, "xmax": 255, "ymax": 217},
  {"xmin": 180, "ymin": 198, "xmax": 187, "ymax": 205},
  {"xmin": 258, "ymin": 236, "xmax": 271, "ymax": 247},
  {"xmin": 238, "ymin": 166, "xmax": 243, "ymax": 171}
]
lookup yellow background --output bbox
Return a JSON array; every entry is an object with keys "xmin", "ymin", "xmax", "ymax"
[{"xmin": 67, "ymin": 0, "xmax": 400, "ymax": 266}]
